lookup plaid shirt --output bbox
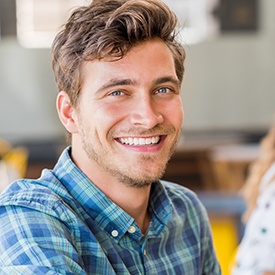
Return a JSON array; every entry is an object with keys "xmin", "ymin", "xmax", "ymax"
[{"xmin": 0, "ymin": 147, "xmax": 220, "ymax": 274}]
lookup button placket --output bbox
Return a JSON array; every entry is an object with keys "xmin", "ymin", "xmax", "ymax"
[{"xmin": 141, "ymin": 237, "xmax": 148, "ymax": 256}]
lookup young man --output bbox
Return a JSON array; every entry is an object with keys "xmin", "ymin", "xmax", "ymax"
[{"xmin": 0, "ymin": 0, "xmax": 221, "ymax": 274}]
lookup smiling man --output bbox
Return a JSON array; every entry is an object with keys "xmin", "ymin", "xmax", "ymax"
[{"xmin": 0, "ymin": 0, "xmax": 221, "ymax": 274}]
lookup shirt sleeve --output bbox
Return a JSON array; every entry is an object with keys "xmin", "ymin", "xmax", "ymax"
[
  {"xmin": 198, "ymin": 200, "xmax": 222, "ymax": 275},
  {"xmin": 0, "ymin": 205, "xmax": 87, "ymax": 275}
]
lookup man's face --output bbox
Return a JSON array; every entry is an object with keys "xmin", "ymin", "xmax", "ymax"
[{"xmin": 69, "ymin": 39, "xmax": 184, "ymax": 188}]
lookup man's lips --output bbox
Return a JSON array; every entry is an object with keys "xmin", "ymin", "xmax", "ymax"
[{"xmin": 116, "ymin": 136, "xmax": 161, "ymax": 146}]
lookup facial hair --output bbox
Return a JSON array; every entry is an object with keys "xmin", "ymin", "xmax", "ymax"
[{"xmin": 79, "ymin": 122, "xmax": 181, "ymax": 188}]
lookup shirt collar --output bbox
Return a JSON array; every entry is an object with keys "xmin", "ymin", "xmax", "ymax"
[
  {"xmin": 53, "ymin": 147, "xmax": 173, "ymax": 240},
  {"xmin": 148, "ymin": 180, "xmax": 173, "ymax": 237}
]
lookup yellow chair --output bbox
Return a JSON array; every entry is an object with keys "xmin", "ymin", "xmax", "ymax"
[
  {"xmin": 210, "ymin": 216, "xmax": 239, "ymax": 275},
  {"xmin": 0, "ymin": 145, "xmax": 28, "ymax": 192},
  {"xmin": 2, "ymin": 146, "xmax": 29, "ymax": 178},
  {"xmin": 0, "ymin": 139, "xmax": 12, "ymax": 157}
]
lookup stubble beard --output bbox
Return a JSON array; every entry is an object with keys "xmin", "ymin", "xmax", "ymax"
[{"xmin": 80, "ymin": 127, "xmax": 181, "ymax": 189}]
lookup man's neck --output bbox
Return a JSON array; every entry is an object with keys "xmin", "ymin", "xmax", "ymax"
[
  {"xmin": 112, "ymin": 185, "xmax": 151, "ymax": 234},
  {"xmin": 70, "ymin": 146, "xmax": 152, "ymax": 233},
  {"xmin": 100, "ymin": 180, "xmax": 152, "ymax": 234}
]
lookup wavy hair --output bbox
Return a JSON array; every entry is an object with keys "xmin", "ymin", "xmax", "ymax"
[
  {"xmin": 241, "ymin": 121, "xmax": 275, "ymax": 222},
  {"xmin": 52, "ymin": 0, "xmax": 185, "ymax": 106}
]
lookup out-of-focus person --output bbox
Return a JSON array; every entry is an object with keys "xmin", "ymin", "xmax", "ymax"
[{"xmin": 232, "ymin": 121, "xmax": 275, "ymax": 275}]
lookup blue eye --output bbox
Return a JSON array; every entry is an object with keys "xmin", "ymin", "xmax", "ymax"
[
  {"xmin": 110, "ymin": 90, "xmax": 123, "ymax": 96},
  {"xmin": 157, "ymin": 87, "xmax": 169, "ymax": 94}
]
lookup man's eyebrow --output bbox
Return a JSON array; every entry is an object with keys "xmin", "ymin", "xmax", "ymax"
[
  {"xmin": 97, "ymin": 78, "xmax": 135, "ymax": 92},
  {"xmin": 154, "ymin": 76, "xmax": 180, "ymax": 87}
]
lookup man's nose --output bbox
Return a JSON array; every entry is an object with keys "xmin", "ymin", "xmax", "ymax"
[{"xmin": 129, "ymin": 95, "xmax": 164, "ymax": 129}]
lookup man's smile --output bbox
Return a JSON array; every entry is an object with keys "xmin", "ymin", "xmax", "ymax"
[{"xmin": 117, "ymin": 136, "xmax": 161, "ymax": 146}]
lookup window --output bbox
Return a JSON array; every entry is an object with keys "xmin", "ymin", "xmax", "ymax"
[
  {"xmin": 163, "ymin": 0, "xmax": 219, "ymax": 44},
  {"xmin": 16, "ymin": 0, "xmax": 89, "ymax": 48},
  {"xmin": 16, "ymin": 0, "xmax": 218, "ymax": 48}
]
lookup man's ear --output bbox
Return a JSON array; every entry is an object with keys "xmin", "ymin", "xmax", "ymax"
[{"xmin": 56, "ymin": 91, "xmax": 79, "ymax": 134}]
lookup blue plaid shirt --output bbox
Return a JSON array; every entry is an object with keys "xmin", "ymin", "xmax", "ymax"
[{"xmin": 0, "ymin": 147, "xmax": 220, "ymax": 274}]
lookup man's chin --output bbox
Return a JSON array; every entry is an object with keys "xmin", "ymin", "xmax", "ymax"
[
  {"xmin": 117, "ymin": 167, "xmax": 166, "ymax": 189},
  {"xmin": 121, "ymin": 177, "xmax": 159, "ymax": 189}
]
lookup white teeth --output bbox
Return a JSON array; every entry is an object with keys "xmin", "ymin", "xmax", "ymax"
[
  {"xmin": 120, "ymin": 136, "xmax": 160, "ymax": 146},
  {"xmin": 134, "ymin": 138, "xmax": 139, "ymax": 145},
  {"xmin": 145, "ymin": 138, "xmax": 151, "ymax": 145},
  {"xmin": 139, "ymin": 138, "xmax": 146, "ymax": 145}
]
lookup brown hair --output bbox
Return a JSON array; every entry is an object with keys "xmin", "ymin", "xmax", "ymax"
[
  {"xmin": 51, "ymin": 0, "xmax": 185, "ymax": 107},
  {"xmin": 241, "ymin": 121, "xmax": 275, "ymax": 222}
]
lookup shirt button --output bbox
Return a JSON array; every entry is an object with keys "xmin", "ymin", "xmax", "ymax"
[
  {"xmin": 111, "ymin": 230, "xmax": 119, "ymax": 237},
  {"xmin": 128, "ymin": 226, "xmax": 136, "ymax": 234}
]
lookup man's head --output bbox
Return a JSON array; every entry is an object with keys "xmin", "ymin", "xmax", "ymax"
[
  {"xmin": 52, "ymin": 0, "xmax": 185, "ymax": 107},
  {"xmin": 54, "ymin": 0, "xmax": 185, "ymax": 187}
]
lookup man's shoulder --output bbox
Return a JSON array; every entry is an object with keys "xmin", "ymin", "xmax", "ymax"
[
  {"xmin": 0, "ymin": 173, "xmax": 69, "ymax": 219},
  {"xmin": 160, "ymin": 180, "xmax": 206, "ymax": 213},
  {"xmin": 160, "ymin": 180, "xmax": 198, "ymax": 200}
]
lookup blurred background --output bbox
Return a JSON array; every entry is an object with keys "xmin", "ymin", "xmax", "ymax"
[{"xmin": 0, "ymin": 0, "xmax": 274, "ymax": 274}]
